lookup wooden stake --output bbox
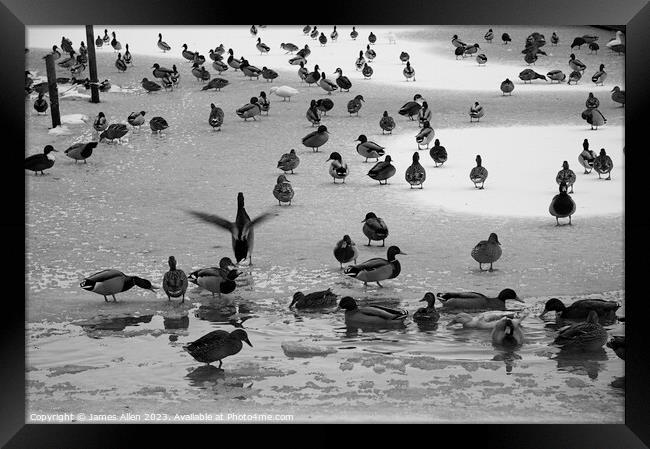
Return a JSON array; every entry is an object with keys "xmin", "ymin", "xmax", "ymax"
[
  {"xmin": 44, "ymin": 54, "xmax": 61, "ymax": 128},
  {"xmin": 85, "ymin": 25, "xmax": 100, "ymax": 103}
]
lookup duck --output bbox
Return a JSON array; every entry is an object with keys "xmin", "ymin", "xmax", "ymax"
[
  {"xmin": 578, "ymin": 139, "xmax": 597, "ymax": 174},
  {"xmin": 162, "ymin": 256, "xmax": 188, "ymax": 302},
  {"xmin": 273, "ymin": 174, "xmax": 294, "ymax": 205},
  {"xmin": 399, "ymin": 94, "xmax": 424, "ymax": 120},
  {"xmin": 160, "ymin": 76, "xmax": 173, "ymax": 91},
  {"xmin": 610, "ymin": 86, "xmax": 625, "ymax": 106},
  {"xmin": 330, "ymin": 25, "xmax": 338, "ymax": 41},
  {"xmin": 429, "ymin": 139, "xmax": 448, "ymax": 167},
  {"xmin": 302, "ymin": 125, "xmax": 329, "ymax": 152},
  {"xmin": 152, "ymin": 62, "xmax": 174, "ymax": 79},
  {"xmin": 334, "ymin": 235, "xmax": 359, "ymax": 268},
  {"xmin": 402, "ymin": 61, "xmax": 416, "ymax": 81},
  {"xmin": 567, "ymin": 70, "xmax": 582, "ymax": 85},
  {"xmin": 115, "ymin": 52, "xmax": 127, "ymax": 72},
  {"xmin": 212, "ymin": 60, "xmax": 228, "ymax": 74},
  {"xmin": 589, "ymin": 42, "xmax": 600, "ymax": 54},
  {"xmin": 365, "ymin": 44, "xmax": 376, "ymax": 61},
  {"xmin": 64, "ymin": 141, "xmax": 97, "ymax": 163},
  {"xmin": 170, "ymin": 64, "xmax": 181, "ymax": 86},
  {"xmin": 149, "ymin": 116, "xmax": 169, "ymax": 133},
  {"xmin": 304, "ymin": 64, "xmax": 321, "ymax": 85},
  {"xmin": 256, "ymin": 37, "xmax": 270, "ymax": 55},
  {"xmin": 470, "ymin": 154, "xmax": 488, "ymax": 189},
  {"xmin": 183, "ymin": 329, "xmax": 252, "ymax": 368},
  {"xmin": 236, "ymin": 97, "xmax": 262, "ymax": 121},
  {"xmin": 355, "ymin": 134, "xmax": 385, "ymax": 162},
  {"xmin": 448, "ymin": 311, "xmax": 517, "ymax": 329},
  {"xmin": 415, "ymin": 121, "xmax": 435, "ymax": 150},
  {"xmin": 157, "ymin": 33, "xmax": 171, "ymax": 52},
  {"xmin": 362, "ymin": 63, "xmax": 373, "ymax": 79},
  {"xmin": 568, "ymin": 53, "xmax": 586, "ymax": 72},
  {"xmin": 241, "ymin": 59, "xmax": 263, "ymax": 80},
  {"xmin": 227, "ymin": 49, "xmax": 242, "ymax": 70},
  {"xmin": 413, "ymin": 292, "xmax": 440, "ymax": 323},
  {"xmin": 491, "ymin": 316, "xmax": 525, "ymax": 347},
  {"xmin": 350, "ymin": 27, "xmax": 358, "ymax": 40},
  {"xmin": 540, "ymin": 297, "xmax": 620, "ymax": 321},
  {"xmin": 93, "ymin": 112, "xmax": 108, "ymax": 133},
  {"xmin": 25, "ymin": 145, "xmax": 57, "ymax": 175},
  {"xmin": 316, "ymin": 98, "xmax": 334, "ymax": 116},
  {"xmin": 469, "ymin": 102, "xmax": 484, "ymax": 122},
  {"xmin": 333, "ymin": 67, "xmax": 351, "ymax": 91},
  {"xmin": 355, "ymin": 51, "xmax": 366, "ymax": 70},
  {"xmin": 556, "ymin": 161, "xmax": 576, "ymax": 193},
  {"xmin": 582, "ymin": 34, "xmax": 599, "ymax": 44},
  {"xmin": 379, "ymin": 111, "xmax": 396, "ymax": 134},
  {"xmin": 208, "ymin": 103, "xmax": 224, "ymax": 131},
  {"xmin": 95, "ymin": 35, "xmax": 103, "ymax": 48},
  {"xmin": 290, "ymin": 289, "xmax": 338, "ymax": 309},
  {"xmin": 502, "ymin": 32, "xmax": 511, "ymax": 44},
  {"xmin": 297, "ymin": 62, "xmax": 309, "ymax": 82},
  {"xmin": 61, "ymin": 36, "xmax": 74, "ymax": 54},
  {"xmin": 33, "ymin": 93, "xmax": 48, "ymax": 115},
  {"xmin": 277, "ymin": 149, "xmax": 300, "ymax": 174},
  {"xmin": 297, "ymin": 44, "xmax": 311, "ymax": 58},
  {"xmin": 100, "ymin": 124, "xmax": 129, "ymax": 143},
  {"xmin": 476, "ymin": 53, "xmax": 487, "ymax": 66},
  {"xmin": 368, "ymin": 155, "xmax": 396, "ymax": 185},
  {"xmin": 191, "ymin": 63, "xmax": 210, "ymax": 82},
  {"xmin": 310, "ymin": 26, "xmax": 319, "ymax": 39},
  {"xmin": 141, "ymin": 77, "xmax": 162, "ymax": 92},
  {"xmin": 99, "ymin": 79, "xmax": 112, "ymax": 92},
  {"xmin": 110, "ymin": 32, "xmax": 121, "ymax": 52},
  {"xmin": 368, "ymin": 31, "xmax": 377, "ymax": 44},
  {"xmin": 581, "ymin": 107, "xmax": 606, "ymax": 130},
  {"xmin": 347, "ymin": 94, "xmax": 365, "ymax": 115},
  {"xmin": 452, "ymin": 34, "xmax": 466, "ymax": 48},
  {"xmin": 127, "ymin": 111, "xmax": 146, "ymax": 129},
  {"xmin": 327, "ymin": 152, "xmax": 348, "ymax": 183},
  {"xmin": 571, "ymin": 37, "xmax": 586, "ymax": 49},
  {"xmin": 187, "ymin": 193, "xmax": 272, "ymax": 265},
  {"xmin": 102, "ymin": 29, "xmax": 110, "ymax": 44},
  {"xmin": 80, "ymin": 269, "xmax": 157, "ymax": 302},
  {"xmin": 547, "ymin": 70, "xmax": 566, "ymax": 83},
  {"xmin": 319, "ymin": 72, "xmax": 338, "ymax": 94},
  {"xmin": 471, "ymin": 232, "xmax": 502, "ymax": 271},
  {"xmin": 269, "ymin": 85, "xmax": 298, "ymax": 102},
  {"xmin": 258, "ymin": 91, "xmax": 270, "ymax": 115},
  {"xmin": 524, "ymin": 51, "xmax": 538, "ymax": 65},
  {"xmin": 593, "ymin": 148, "xmax": 613, "ymax": 180},
  {"xmin": 337, "ymin": 297, "xmax": 408, "ymax": 325},
  {"xmin": 549, "ymin": 181, "xmax": 576, "ymax": 225},
  {"xmin": 405, "ymin": 152, "xmax": 426, "ymax": 189},
  {"xmin": 344, "ymin": 246, "xmax": 406, "ymax": 287},
  {"xmin": 78, "ymin": 41, "xmax": 88, "ymax": 57},
  {"xmin": 281, "ymin": 42, "xmax": 299, "ymax": 53},
  {"xmin": 58, "ymin": 51, "xmax": 76, "ymax": 68},
  {"xmin": 201, "ymin": 77, "xmax": 229, "ymax": 91},
  {"xmin": 50, "ymin": 45, "xmax": 62, "ymax": 60},
  {"xmin": 550, "ymin": 32, "xmax": 559, "ymax": 45},
  {"xmin": 464, "ymin": 43, "xmax": 480, "ymax": 56},
  {"xmin": 518, "ymin": 68, "xmax": 547, "ymax": 83},
  {"xmin": 182, "ymin": 43, "xmax": 196, "ymax": 62},
  {"xmin": 585, "ymin": 92, "xmax": 600, "ymax": 109},
  {"xmin": 417, "ymin": 102, "xmax": 432, "ymax": 127},
  {"xmin": 400, "ymin": 51, "xmax": 410, "ymax": 64},
  {"xmin": 306, "ymin": 100, "xmax": 321, "ymax": 126},
  {"xmin": 250, "ymin": 24, "xmax": 258, "ymax": 36},
  {"xmin": 262, "ymin": 67, "xmax": 278, "ymax": 82},
  {"xmin": 437, "ymin": 289, "xmax": 524, "ymax": 311},
  {"xmin": 552, "ymin": 310, "xmax": 608, "ymax": 351},
  {"xmin": 303, "ymin": 25, "xmax": 312, "ymax": 35},
  {"xmin": 362, "ymin": 212, "xmax": 389, "ymax": 246},
  {"xmin": 454, "ymin": 45, "xmax": 466, "ymax": 59},
  {"xmin": 319, "ymin": 32, "xmax": 327, "ymax": 46}
]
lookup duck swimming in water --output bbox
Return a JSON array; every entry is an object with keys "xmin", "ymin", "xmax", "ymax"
[
  {"xmin": 471, "ymin": 232, "xmax": 502, "ymax": 272},
  {"xmin": 552, "ymin": 310, "xmax": 608, "ymax": 351},
  {"xmin": 334, "ymin": 235, "xmax": 359, "ymax": 268},
  {"xmin": 413, "ymin": 292, "xmax": 440, "ymax": 323},
  {"xmin": 549, "ymin": 181, "xmax": 576, "ymax": 225},
  {"xmin": 491, "ymin": 316, "xmax": 525, "ymax": 348},
  {"xmin": 437, "ymin": 289, "xmax": 524, "ymax": 311},
  {"xmin": 362, "ymin": 212, "xmax": 389, "ymax": 246},
  {"xmin": 290, "ymin": 289, "xmax": 338, "ymax": 309},
  {"xmin": 183, "ymin": 329, "xmax": 252, "ymax": 368},
  {"xmin": 80, "ymin": 269, "xmax": 157, "ymax": 302},
  {"xmin": 540, "ymin": 297, "xmax": 620, "ymax": 321},
  {"xmin": 344, "ymin": 246, "xmax": 406, "ymax": 288},
  {"xmin": 337, "ymin": 297, "xmax": 408, "ymax": 326}
]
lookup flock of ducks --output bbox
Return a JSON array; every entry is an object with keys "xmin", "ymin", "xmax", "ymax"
[{"xmin": 25, "ymin": 26, "xmax": 624, "ymax": 373}]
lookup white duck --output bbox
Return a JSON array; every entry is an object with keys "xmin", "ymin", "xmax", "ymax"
[
  {"xmin": 448, "ymin": 311, "xmax": 518, "ymax": 329},
  {"xmin": 269, "ymin": 85, "xmax": 299, "ymax": 102}
]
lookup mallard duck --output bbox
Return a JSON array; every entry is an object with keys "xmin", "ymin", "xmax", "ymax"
[
  {"xmin": 379, "ymin": 111, "xmax": 396, "ymax": 134},
  {"xmin": 368, "ymin": 31, "xmax": 377, "ymax": 44},
  {"xmin": 277, "ymin": 149, "xmax": 300, "ymax": 174},
  {"xmin": 405, "ymin": 152, "xmax": 426, "ymax": 189},
  {"xmin": 362, "ymin": 63, "xmax": 373, "ymax": 79},
  {"xmin": 429, "ymin": 139, "xmax": 447, "ymax": 166},
  {"xmin": 190, "ymin": 63, "xmax": 210, "ymax": 82},
  {"xmin": 476, "ymin": 53, "xmax": 487, "ymax": 66},
  {"xmin": 344, "ymin": 246, "xmax": 406, "ymax": 287},
  {"xmin": 482, "ymin": 28, "xmax": 494, "ymax": 42},
  {"xmin": 547, "ymin": 69, "xmax": 566, "ymax": 83},
  {"xmin": 585, "ymin": 93, "xmax": 600, "ymax": 109},
  {"xmin": 80, "ymin": 269, "xmax": 156, "ymax": 302},
  {"xmin": 64, "ymin": 142, "xmax": 97, "ymax": 163},
  {"xmin": 417, "ymin": 102, "xmax": 432, "ymax": 127},
  {"xmin": 212, "ymin": 60, "xmax": 228, "ymax": 74},
  {"xmin": 524, "ymin": 51, "xmax": 538, "ymax": 65},
  {"xmin": 587, "ymin": 41, "xmax": 600, "ymax": 54},
  {"xmin": 102, "ymin": 29, "xmax": 110, "ymax": 44},
  {"xmin": 470, "ymin": 154, "xmax": 488, "ymax": 189},
  {"xmin": 402, "ymin": 61, "xmax": 415, "ymax": 78},
  {"xmin": 25, "ymin": 145, "xmax": 57, "ymax": 175},
  {"xmin": 183, "ymin": 329, "xmax": 252, "ymax": 368},
  {"xmin": 290, "ymin": 289, "xmax": 338, "ymax": 309},
  {"xmin": 208, "ymin": 103, "xmax": 224, "ymax": 131},
  {"xmin": 319, "ymin": 32, "xmax": 327, "ymax": 46},
  {"xmin": 581, "ymin": 108, "xmax": 606, "ymax": 130},
  {"xmin": 306, "ymin": 100, "xmax": 321, "ymax": 126},
  {"xmin": 437, "ymin": 289, "xmax": 523, "ymax": 311},
  {"xmin": 297, "ymin": 44, "xmax": 311, "ymax": 58},
  {"xmin": 281, "ymin": 42, "xmax": 299, "ymax": 53},
  {"xmin": 33, "ymin": 93, "xmax": 48, "ymax": 115},
  {"xmin": 240, "ymin": 58, "xmax": 262, "ymax": 79},
  {"xmin": 552, "ymin": 310, "xmax": 608, "ymax": 351},
  {"xmin": 114, "ymin": 52, "xmax": 127, "ymax": 72},
  {"xmin": 93, "ymin": 112, "xmax": 108, "ymax": 133},
  {"xmin": 593, "ymin": 148, "xmax": 613, "ymax": 180},
  {"xmin": 347, "ymin": 95, "xmax": 365, "ymax": 115},
  {"xmin": 273, "ymin": 174, "xmax": 294, "ymax": 205},
  {"xmin": 304, "ymin": 64, "xmax": 321, "ymax": 85},
  {"xmin": 256, "ymin": 37, "xmax": 270, "ymax": 55},
  {"xmin": 149, "ymin": 117, "xmax": 168, "ymax": 134},
  {"xmin": 331, "ymin": 25, "xmax": 338, "ymax": 41},
  {"xmin": 141, "ymin": 77, "xmax": 162, "ymax": 92},
  {"xmin": 399, "ymin": 94, "xmax": 424, "ymax": 120},
  {"xmin": 181, "ymin": 43, "xmax": 195, "ymax": 62},
  {"xmin": 556, "ymin": 161, "xmax": 576, "ymax": 193},
  {"xmin": 227, "ymin": 49, "xmax": 242, "ymax": 70},
  {"xmin": 327, "ymin": 152, "xmax": 348, "ymax": 183},
  {"xmin": 316, "ymin": 98, "xmax": 334, "ymax": 116},
  {"xmin": 350, "ymin": 27, "xmax": 358, "ymax": 40},
  {"xmin": 568, "ymin": 53, "xmax": 586, "ymax": 72},
  {"xmin": 152, "ymin": 62, "xmax": 174, "ymax": 79},
  {"xmin": 302, "ymin": 125, "xmax": 329, "ymax": 152},
  {"xmin": 157, "ymin": 33, "xmax": 171, "ymax": 52},
  {"xmin": 99, "ymin": 79, "xmax": 112, "ymax": 92},
  {"xmin": 162, "ymin": 256, "xmax": 188, "ymax": 302},
  {"xmin": 127, "ymin": 111, "xmax": 146, "ymax": 129},
  {"xmin": 502, "ymin": 32, "xmax": 512, "ymax": 44},
  {"xmin": 334, "ymin": 67, "xmax": 351, "ymax": 91},
  {"xmin": 567, "ymin": 70, "xmax": 582, "ymax": 85},
  {"xmin": 250, "ymin": 24, "xmax": 258, "ymax": 36},
  {"xmin": 610, "ymin": 86, "xmax": 625, "ymax": 106},
  {"xmin": 334, "ymin": 235, "xmax": 359, "ymax": 268},
  {"xmin": 337, "ymin": 296, "xmax": 407, "ymax": 325},
  {"xmin": 452, "ymin": 34, "xmax": 466, "ymax": 48},
  {"xmin": 61, "ymin": 36, "xmax": 74, "ymax": 54},
  {"xmin": 310, "ymin": 26, "xmax": 319, "ymax": 39},
  {"xmin": 413, "ymin": 292, "xmax": 440, "ymax": 322},
  {"xmin": 448, "ymin": 311, "xmax": 517, "ymax": 329},
  {"xmin": 58, "ymin": 51, "xmax": 76, "ymax": 68},
  {"xmin": 519, "ymin": 69, "xmax": 547, "ymax": 83},
  {"xmin": 415, "ymin": 121, "xmax": 435, "ymax": 150},
  {"xmin": 100, "ymin": 124, "xmax": 129, "ymax": 144},
  {"xmin": 491, "ymin": 316, "xmax": 525, "ymax": 347},
  {"xmin": 362, "ymin": 212, "xmax": 389, "ymax": 246},
  {"xmin": 355, "ymin": 134, "xmax": 385, "ymax": 162},
  {"xmin": 471, "ymin": 232, "xmax": 502, "ymax": 271},
  {"xmin": 261, "ymin": 66, "xmax": 278, "ymax": 83},
  {"xmin": 469, "ymin": 102, "xmax": 484, "ymax": 122},
  {"xmin": 549, "ymin": 181, "xmax": 576, "ymax": 225},
  {"xmin": 170, "ymin": 65, "xmax": 181, "ymax": 86},
  {"xmin": 551, "ymin": 32, "xmax": 559, "ymax": 45},
  {"xmin": 454, "ymin": 45, "xmax": 466, "ymax": 59},
  {"xmin": 297, "ymin": 62, "xmax": 309, "ymax": 83},
  {"xmin": 95, "ymin": 35, "xmax": 103, "ymax": 48},
  {"xmin": 578, "ymin": 139, "xmax": 597, "ymax": 174},
  {"xmin": 303, "ymin": 25, "xmax": 312, "ymax": 35},
  {"xmin": 258, "ymin": 91, "xmax": 270, "ymax": 115},
  {"xmin": 109, "ymin": 31, "xmax": 121, "ymax": 51},
  {"xmin": 187, "ymin": 193, "xmax": 272, "ymax": 264},
  {"xmin": 365, "ymin": 44, "xmax": 376, "ymax": 61},
  {"xmin": 201, "ymin": 77, "xmax": 229, "ymax": 92},
  {"xmin": 236, "ymin": 97, "xmax": 262, "ymax": 121},
  {"xmin": 400, "ymin": 51, "xmax": 410, "ymax": 64},
  {"xmin": 540, "ymin": 297, "xmax": 620, "ymax": 321},
  {"xmin": 319, "ymin": 72, "xmax": 338, "ymax": 94},
  {"xmin": 270, "ymin": 85, "xmax": 298, "ymax": 102},
  {"xmin": 368, "ymin": 155, "xmax": 396, "ymax": 185},
  {"xmin": 464, "ymin": 43, "xmax": 480, "ymax": 56}
]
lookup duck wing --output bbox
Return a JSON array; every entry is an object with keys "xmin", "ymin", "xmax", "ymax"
[
  {"xmin": 358, "ymin": 305, "xmax": 407, "ymax": 320},
  {"xmin": 187, "ymin": 210, "xmax": 235, "ymax": 234},
  {"xmin": 437, "ymin": 291, "xmax": 487, "ymax": 300},
  {"xmin": 346, "ymin": 257, "xmax": 389, "ymax": 273},
  {"xmin": 571, "ymin": 299, "xmax": 620, "ymax": 311}
]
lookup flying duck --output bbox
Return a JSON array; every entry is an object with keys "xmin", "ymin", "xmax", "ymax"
[
  {"xmin": 302, "ymin": 125, "xmax": 329, "ymax": 152},
  {"xmin": 551, "ymin": 32, "xmax": 559, "ymax": 45},
  {"xmin": 187, "ymin": 192, "xmax": 272, "ymax": 265},
  {"xmin": 350, "ymin": 27, "xmax": 358, "ymax": 40},
  {"xmin": 415, "ymin": 121, "xmax": 435, "ymax": 150},
  {"xmin": 149, "ymin": 116, "xmax": 169, "ymax": 133},
  {"xmin": 452, "ymin": 34, "xmax": 466, "ymax": 48},
  {"xmin": 157, "ymin": 33, "xmax": 171, "ymax": 52},
  {"xmin": 141, "ymin": 77, "xmax": 162, "ymax": 92},
  {"xmin": 470, "ymin": 154, "xmax": 488, "ymax": 189},
  {"xmin": 569, "ymin": 53, "xmax": 586, "ymax": 72},
  {"xmin": 547, "ymin": 70, "xmax": 566, "ymax": 83},
  {"xmin": 100, "ymin": 124, "xmax": 129, "ymax": 143},
  {"xmin": 355, "ymin": 134, "xmax": 385, "ymax": 162},
  {"xmin": 290, "ymin": 289, "xmax": 338, "ymax": 309},
  {"xmin": 368, "ymin": 155, "xmax": 396, "ymax": 185},
  {"xmin": 429, "ymin": 139, "xmax": 447, "ymax": 166},
  {"xmin": 578, "ymin": 139, "xmax": 597, "ymax": 174},
  {"xmin": 269, "ymin": 85, "xmax": 298, "ymax": 101},
  {"xmin": 262, "ymin": 67, "xmax": 278, "ymax": 82},
  {"xmin": 208, "ymin": 103, "xmax": 224, "ymax": 131},
  {"xmin": 162, "ymin": 256, "xmax": 188, "ymax": 302},
  {"xmin": 334, "ymin": 67, "xmax": 351, "ymax": 91},
  {"xmin": 355, "ymin": 51, "xmax": 366, "ymax": 70},
  {"xmin": 362, "ymin": 63, "xmax": 373, "ymax": 79},
  {"xmin": 331, "ymin": 25, "xmax": 338, "ymax": 41},
  {"xmin": 80, "ymin": 269, "xmax": 156, "ymax": 302},
  {"xmin": 540, "ymin": 298, "xmax": 620, "ymax": 321},
  {"xmin": 347, "ymin": 95, "xmax": 365, "ymax": 115},
  {"xmin": 327, "ymin": 152, "xmax": 348, "ymax": 183},
  {"xmin": 277, "ymin": 149, "xmax": 300, "ymax": 174},
  {"xmin": 344, "ymin": 246, "xmax": 406, "ymax": 288},
  {"xmin": 273, "ymin": 174, "xmax": 294, "ymax": 205},
  {"xmin": 552, "ymin": 310, "xmax": 608, "ymax": 351},
  {"xmin": 316, "ymin": 98, "xmax": 334, "ymax": 116},
  {"xmin": 334, "ymin": 235, "xmax": 359, "ymax": 268},
  {"xmin": 437, "ymin": 289, "xmax": 524, "ymax": 311},
  {"xmin": 236, "ymin": 97, "xmax": 262, "ymax": 121},
  {"xmin": 399, "ymin": 94, "xmax": 424, "ymax": 120},
  {"xmin": 502, "ymin": 32, "xmax": 511, "ymax": 44},
  {"xmin": 379, "ymin": 111, "xmax": 396, "ymax": 134},
  {"xmin": 549, "ymin": 181, "xmax": 576, "ymax": 225},
  {"xmin": 611, "ymin": 86, "xmax": 625, "ymax": 106},
  {"xmin": 591, "ymin": 64, "xmax": 607, "ymax": 85},
  {"xmin": 556, "ymin": 161, "xmax": 576, "ymax": 193},
  {"xmin": 581, "ymin": 107, "xmax": 606, "ymax": 130},
  {"xmin": 25, "ymin": 145, "xmax": 57, "ymax": 175},
  {"xmin": 33, "ymin": 93, "xmax": 48, "ymax": 114},
  {"xmin": 183, "ymin": 329, "xmax": 252, "ymax": 368},
  {"xmin": 469, "ymin": 102, "xmax": 484, "ymax": 122},
  {"xmin": 403, "ymin": 61, "xmax": 416, "ymax": 81},
  {"xmin": 471, "ymin": 232, "xmax": 502, "ymax": 271},
  {"xmin": 115, "ymin": 52, "xmax": 127, "ymax": 72},
  {"xmin": 362, "ymin": 212, "xmax": 388, "ymax": 246},
  {"xmin": 319, "ymin": 72, "xmax": 338, "ymax": 94},
  {"xmin": 256, "ymin": 37, "xmax": 270, "ymax": 55},
  {"xmin": 593, "ymin": 148, "xmax": 613, "ymax": 180},
  {"xmin": 306, "ymin": 100, "xmax": 321, "ymax": 126},
  {"xmin": 491, "ymin": 316, "xmax": 525, "ymax": 348},
  {"xmin": 281, "ymin": 42, "xmax": 299, "ymax": 53},
  {"xmin": 519, "ymin": 68, "xmax": 547, "ymax": 83},
  {"xmin": 201, "ymin": 77, "xmax": 229, "ymax": 91},
  {"xmin": 405, "ymin": 152, "xmax": 426, "ymax": 189},
  {"xmin": 413, "ymin": 292, "xmax": 440, "ymax": 323},
  {"xmin": 93, "ymin": 112, "xmax": 108, "ymax": 133},
  {"xmin": 400, "ymin": 51, "xmax": 410, "ymax": 63},
  {"xmin": 64, "ymin": 141, "xmax": 97, "ymax": 163},
  {"xmin": 319, "ymin": 32, "xmax": 327, "ymax": 46}
]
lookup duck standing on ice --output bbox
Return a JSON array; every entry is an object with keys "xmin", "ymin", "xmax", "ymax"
[
  {"xmin": 549, "ymin": 181, "xmax": 576, "ymax": 226},
  {"xmin": 344, "ymin": 246, "xmax": 406, "ymax": 288}
]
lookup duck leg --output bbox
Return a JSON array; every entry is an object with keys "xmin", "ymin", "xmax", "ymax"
[
  {"xmin": 104, "ymin": 295, "xmax": 108, "ymax": 302},
  {"xmin": 569, "ymin": 216, "xmax": 573, "ymax": 225},
  {"xmin": 555, "ymin": 217, "xmax": 560, "ymax": 226},
  {"xmin": 382, "ymin": 239, "xmax": 385, "ymax": 247},
  {"xmin": 376, "ymin": 281, "xmax": 383, "ymax": 288},
  {"xmin": 218, "ymin": 360, "xmax": 223, "ymax": 369},
  {"xmin": 112, "ymin": 295, "xmax": 117, "ymax": 302},
  {"xmin": 606, "ymin": 173, "xmax": 611, "ymax": 180},
  {"xmin": 489, "ymin": 263, "xmax": 494, "ymax": 272},
  {"xmin": 367, "ymin": 239, "xmax": 371, "ymax": 246}
]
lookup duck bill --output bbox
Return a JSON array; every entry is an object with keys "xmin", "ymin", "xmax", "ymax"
[
  {"xmin": 513, "ymin": 297, "xmax": 525, "ymax": 303},
  {"xmin": 399, "ymin": 252, "xmax": 408, "ymax": 255},
  {"xmin": 244, "ymin": 338, "xmax": 253, "ymax": 347},
  {"xmin": 538, "ymin": 308, "xmax": 549, "ymax": 318},
  {"xmin": 335, "ymin": 306, "xmax": 341, "ymax": 313}
]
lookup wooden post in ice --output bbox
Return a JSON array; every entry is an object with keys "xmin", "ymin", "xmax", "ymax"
[
  {"xmin": 44, "ymin": 54, "xmax": 61, "ymax": 128},
  {"xmin": 85, "ymin": 25, "xmax": 100, "ymax": 103}
]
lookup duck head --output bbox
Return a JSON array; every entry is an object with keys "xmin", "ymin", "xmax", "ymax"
[
  {"xmin": 289, "ymin": 292, "xmax": 305, "ymax": 309},
  {"xmin": 309, "ymin": 99, "xmax": 317, "ymax": 108},
  {"xmin": 152, "ymin": 63, "xmax": 160, "ymax": 69},
  {"xmin": 219, "ymin": 257, "xmax": 238, "ymax": 272},
  {"xmin": 569, "ymin": 53, "xmax": 576, "ymax": 60},
  {"xmin": 237, "ymin": 192, "xmax": 245, "ymax": 209},
  {"xmin": 355, "ymin": 95, "xmax": 365, "ymax": 102},
  {"xmin": 342, "ymin": 234, "xmax": 353, "ymax": 246},
  {"xmin": 413, "ymin": 94, "xmax": 423, "ymax": 102},
  {"xmin": 562, "ymin": 160, "xmax": 570, "ymax": 170},
  {"xmin": 423, "ymin": 120, "xmax": 431, "ymax": 128},
  {"xmin": 420, "ymin": 292, "xmax": 436, "ymax": 307},
  {"xmin": 362, "ymin": 212, "xmax": 378, "ymax": 222},
  {"xmin": 611, "ymin": 86, "xmax": 620, "ymax": 93},
  {"xmin": 337, "ymin": 296, "xmax": 358, "ymax": 311},
  {"xmin": 600, "ymin": 148, "xmax": 607, "ymax": 156},
  {"xmin": 434, "ymin": 139, "xmax": 440, "ymax": 146},
  {"xmin": 43, "ymin": 145, "xmax": 57, "ymax": 155},
  {"xmin": 277, "ymin": 174, "xmax": 290, "ymax": 184},
  {"xmin": 317, "ymin": 125, "xmax": 328, "ymax": 134},
  {"xmin": 384, "ymin": 155, "xmax": 393, "ymax": 163},
  {"xmin": 250, "ymin": 97, "xmax": 258, "ymax": 104},
  {"xmin": 488, "ymin": 233, "xmax": 500, "ymax": 245},
  {"xmin": 559, "ymin": 181, "xmax": 568, "ymax": 194},
  {"xmin": 382, "ymin": 111, "xmax": 389, "ymax": 117},
  {"xmin": 321, "ymin": 72, "xmax": 327, "ymax": 80},
  {"xmin": 386, "ymin": 245, "xmax": 406, "ymax": 260},
  {"xmin": 498, "ymin": 288, "xmax": 523, "ymax": 303},
  {"xmin": 452, "ymin": 34, "xmax": 459, "ymax": 39},
  {"xmin": 259, "ymin": 91, "xmax": 267, "ymax": 99},
  {"xmin": 355, "ymin": 134, "xmax": 368, "ymax": 143},
  {"xmin": 583, "ymin": 138, "xmax": 589, "ymax": 149},
  {"xmin": 599, "ymin": 63, "xmax": 605, "ymax": 71},
  {"xmin": 334, "ymin": 67, "xmax": 342, "ymax": 74},
  {"xmin": 475, "ymin": 155, "xmax": 482, "ymax": 166},
  {"xmin": 133, "ymin": 276, "xmax": 157, "ymax": 292},
  {"xmin": 168, "ymin": 256, "xmax": 178, "ymax": 270},
  {"xmin": 359, "ymin": 50, "xmax": 363, "ymax": 57},
  {"xmin": 327, "ymin": 152, "xmax": 343, "ymax": 163},
  {"xmin": 158, "ymin": 33, "xmax": 163, "ymax": 39},
  {"xmin": 289, "ymin": 149, "xmax": 296, "ymax": 155},
  {"xmin": 231, "ymin": 329, "xmax": 253, "ymax": 347},
  {"xmin": 412, "ymin": 152, "xmax": 420, "ymax": 163},
  {"xmin": 422, "ymin": 101, "xmax": 428, "ymax": 110},
  {"xmin": 539, "ymin": 297, "xmax": 566, "ymax": 318}
]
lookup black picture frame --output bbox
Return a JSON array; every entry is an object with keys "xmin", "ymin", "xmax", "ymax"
[{"xmin": 3, "ymin": 0, "xmax": 648, "ymax": 447}]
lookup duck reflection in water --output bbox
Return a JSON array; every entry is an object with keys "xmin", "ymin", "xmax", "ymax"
[
  {"xmin": 76, "ymin": 314, "xmax": 154, "ymax": 332},
  {"xmin": 492, "ymin": 350, "xmax": 523, "ymax": 374},
  {"xmin": 186, "ymin": 364, "xmax": 226, "ymax": 387},
  {"xmin": 194, "ymin": 304, "xmax": 251, "ymax": 327},
  {"xmin": 552, "ymin": 347, "xmax": 607, "ymax": 380},
  {"xmin": 164, "ymin": 314, "xmax": 190, "ymax": 330}
]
